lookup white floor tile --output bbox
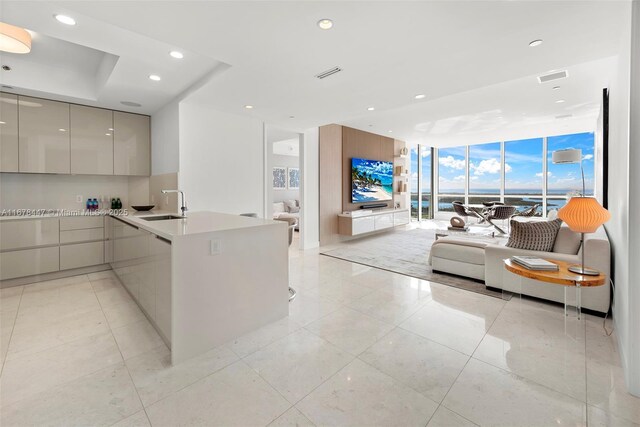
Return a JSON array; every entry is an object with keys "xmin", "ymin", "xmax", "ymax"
[
  {"xmin": 304, "ymin": 307, "xmax": 394, "ymax": 355},
  {"xmin": 111, "ymin": 319, "xmax": 166, "ymax": 360},
  {"xmin": 297, "ymin": 358, "xmax": 438, "ymax": 426},
  {"xmin": 125, "ymin": 344, "xmax": 238, "ymax": 407},
  {"xmin": 588, "ymin": 405, "xmax": 640, "ymax": 427},
  {"xmin": 145, "ymin": 360, "xmax": 290, "ymax": 426},
  {"xmin": 443, "ymin": 358, "xmax": 586, "ymax": 426},
  {"xmin": 102, "ymin": 300, "xmax": 147, "ymax": 329},
  {"xmin": 1, "ymin": 363, "xmax": 142, "ymax": 427},
  {"xmin": 111, "ymin": 410, "xmax": 151, "ymax": 427},
  {"xmin": 269, "ymin": 407, "xmax": 316, "ymax": 427},
  {"xmin": 427, "ymin": 406, "xmax": 478, "ymax": 427},
  {"xmin": 230, "ymin": 316, "xmax": 303, "ymax": 358},
  {"xmin": 287, "ymin": 294, "xmax": 341, "ymax": 326},
  {"xmin": 359, "ymin": 328, "xmax": 469, "ymax": 403},
  {"xmin": 245, "ymin": 329, "xmax": 353, "ymax": 404},
  {"xmin": 1, "ymin": 332, "xmax": 122, "ymax": 408}
]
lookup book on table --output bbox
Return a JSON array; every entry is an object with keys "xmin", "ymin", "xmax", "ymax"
[{"xmin": 510, "ymin": 256, "xmax": 559, "ymax": 271}]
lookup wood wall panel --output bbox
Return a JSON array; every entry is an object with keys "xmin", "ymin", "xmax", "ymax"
[
  {"xmin": 319, "ymin": 124, "xmax": 343, "ymax": 245},
  {"xmin": 342, "ymin": 127, "xmax": 394, "ymax": 212}
]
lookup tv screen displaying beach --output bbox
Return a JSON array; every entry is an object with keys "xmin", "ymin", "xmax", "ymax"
[{"xmin": 351, "ymin": 158, "xmax": 393, "ymax": 203}]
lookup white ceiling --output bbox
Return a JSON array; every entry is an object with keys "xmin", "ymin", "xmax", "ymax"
[{"xmin": 0, "ymin": 1, "xmax": 629, "ymax": 142}]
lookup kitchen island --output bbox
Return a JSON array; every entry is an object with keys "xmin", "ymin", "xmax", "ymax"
[{"xmin": 106, "ymin": 211, "xmax": 289, "ymax": 364}]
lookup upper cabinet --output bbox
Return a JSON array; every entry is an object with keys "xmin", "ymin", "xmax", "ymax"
[
  {"xmin": 0, "ymin": 93, "xmax": 19, "ymax": 172},
  {"xmin": 0, "ymin": 93, "xmax": 150, "ymax": 176},
  {"xmin": 70, "ymin": 105, "xmax": 114, "ymax": 175},
  {"xmin": 19, "ymin": 96, "xmax": 70, "ymax": 174},
  {"xmin": 114, "ymin": 112, "xmax": 150, "ymax": 176}
]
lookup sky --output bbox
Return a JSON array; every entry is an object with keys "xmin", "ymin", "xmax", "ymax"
[{"xmin": 412, "ymin": 132, "xmax": 595, "ymax": 195}]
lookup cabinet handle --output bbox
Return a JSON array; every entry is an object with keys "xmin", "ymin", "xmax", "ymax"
[{"xmin": 155, "ymin": 235, "xmax": 171, "ymax": 245}]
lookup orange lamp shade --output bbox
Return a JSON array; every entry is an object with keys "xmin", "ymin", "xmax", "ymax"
[{"xmin": 558, "ymin": 197, "xmax": 611, "ymax": 233}]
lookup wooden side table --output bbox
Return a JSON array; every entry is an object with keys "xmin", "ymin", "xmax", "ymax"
[{"xmin": 503, "ymin": 258, "xmax": 606, "ymax": 319}]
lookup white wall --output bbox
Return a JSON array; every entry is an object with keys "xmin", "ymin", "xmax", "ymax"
[
  {"xmin": 151, "ymin": 100, "xmax": 180, "ymax": 175},
  {"xmin": 272, "ymin": 154, "xmax": 300, "ymax": 203},
  {"xmin": 300, "ymin": 127, "xmax": 319, "ymax": 249},
  {"xmin": 607, "ymin": 0, "xmax": 639, "ymax": 397},
  {"xmin": 0, "ymin": 173, "xmax": 130, "ymax": 210},
  {"xmin": 178, "ymin": 101, "xmax": 264, "ymax": 215}
]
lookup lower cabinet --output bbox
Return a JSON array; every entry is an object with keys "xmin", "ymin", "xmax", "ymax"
[
  {"xmin": 110, "ymin": 216, "xmax": 171, "ymax": 343},
  {"xmin": 338, "ymin": 209, "xmax": 411, "ymax": 236},
  {"xmin": 60, "ymin": 241, "xmax": 104, "ymax": 270},
  {"xmin": 0, "ymin": 247, "xmax": 59, "ymax": 280}
]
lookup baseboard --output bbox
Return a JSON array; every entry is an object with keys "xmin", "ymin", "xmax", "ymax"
[{"xmin": 1, "ymin": 264, "xmax": 112, "ymax": 288}]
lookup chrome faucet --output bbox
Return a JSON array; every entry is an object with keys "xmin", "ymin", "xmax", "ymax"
[{"xmin": 161, "ymin": 190, "xmax": 188, "ymax": 217}]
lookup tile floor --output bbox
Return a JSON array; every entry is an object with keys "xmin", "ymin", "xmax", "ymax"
[{"xmin": 0, "ymin": 244, "xmax": 638, "ymax": 426}]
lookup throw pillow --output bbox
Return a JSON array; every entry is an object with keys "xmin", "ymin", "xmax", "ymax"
[
  {"xmin": 506, "ymin": 219, "xmax": 563, "ymax": 252},
  {"xmin": 273, "ymin": 202, "xmax": 286, "ymax": 214},
  {"xmin": 288, "ymin": 206, "xmax": 300, "ymax": 213},
  {"xmin": 283, "ymin": 199, "xmax": 298, "ymax": 212}
]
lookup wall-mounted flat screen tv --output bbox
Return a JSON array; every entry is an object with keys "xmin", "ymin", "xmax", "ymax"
[{"xmin": 351, "ymin": 157, "xmax": 393, "ymax": 203}]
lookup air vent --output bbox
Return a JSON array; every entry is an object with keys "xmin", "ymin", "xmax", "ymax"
[
  {"xmin": 315, "ymin": 67, "xmax": 342, "ymax": 79},
  {"xmin": 538, "ymin": 70, "xmax": 568, "ymax": 84},
  {"xmin": 555, "ymin": 114, "xmax": 573, "ymax": 120}
]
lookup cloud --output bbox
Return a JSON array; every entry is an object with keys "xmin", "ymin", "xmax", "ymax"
[
  {"xmin": 468, "ymin": 158, "xmax": 512, "ymax": 175},
  {"xmin": 439, "ymin": 155, "xmax": 465, "ymax": 170},
  {"xmin": 583, "ymin": 154, "xmax": 594, "ymax": 160},
  {"xmin": 421, "ymin": 150, "xmax": 431, "ymax": 158},
  {"xmin": 453, "ymin": 175, "xmax": 466, "ymax": 181},
  {"xmin": 535, "ymin": 172, "xmax": 553, "ymax": 177}
]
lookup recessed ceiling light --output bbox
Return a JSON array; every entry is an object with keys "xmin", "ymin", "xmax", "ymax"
[
  {"xmin": 414, "ymin": 94, "xmax": 426, "ymax": 99},
  {"xmin": 105, "ymin": 133, "xmax": 111, "ymax": 136},
  {"xmin": 556, "ymin": 99, "xmax": 565, "ymax": 103},
  {"xmin": 120, "ymin": 101, "xmax": 142, "ymax": 107},
  {"xmin": 552, "ymin": 86, "xmax": 561, "ymax": 90},
  {"xmin": 388, "ymin": 130, "xmax": 393, "ymax": 133},
  {"xmin": 367, "ymin": 107, "xmax": 375, "ymax": 111},
  {"xmin": 108, "ymin": 127, "xmax": 114, "ymax": 131},
  {"xmin": 58, "ymin": 128, "xmax": 67, "ymax": 132},
  {"xmin": 244, "ymin": 105, "xmax": 254, "ymax": 109},
  {"xmin": 148, "ymin": 74, "xmax": 161, "ymax": 81},
  {"xmin": 529, "ymin": 39, "xmax": 543, "ymax": 47},
  {"xmin": 54, "ymin": 14, "xmax": 76, "ymax": 26},
  {"xmin": 169, "ymin": 51, "xmax": 184, "ymax": 59},
  {"xmin": 317, "ymin": 19, "xmax": 333, "ymax": 30},
  {"xmin": 0, "ymin": 121, "xmax": 6, "ymax": 125}
]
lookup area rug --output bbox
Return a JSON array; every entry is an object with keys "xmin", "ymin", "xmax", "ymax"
[{"xmin": 321, "ymin": 227, "xmax": 510, "ymax": 300}]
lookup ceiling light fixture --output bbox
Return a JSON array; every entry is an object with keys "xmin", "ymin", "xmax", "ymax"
[
  {"xmin": 556, "ymin": 99, "xmax": 565, "ymax": 103},
  {"xmin": 529, "ymin": 39, "xmax": 543, "ymax": 47},
  {"xmin": 367, "ymin": 107, "xmax": 375, "ymax": 111},
  {"xmin": 148, "ymin": 74, "xmax": 161, "ymax": 81},
  {"xmin": 169, "ymin": 51, "xmax": 184, "ymax": 59},
  {"xmin": 552, "ymin": 86, "xmax": 561, "ymax": 90},
  {"xmin": 317, "ymin": 19, "xmax": 333, "ymax": 30},
  {"xmin": 414, "ymin": 94, "xmax": 426, "ymax": 99},
  {"xmin": 388, "ymin": 130, "xmax": 393, "ymax": 133},
  {"xmin": 120, "ymin": 101, "xmax": 142, "ymax": 107},
  {"xmin": 58, "ymin": 128, "xmax": 67, "ymax": 132},
  {"xmin": 289, "ymin": 116, "xmax": 295, "ymax": 119},
  {"xmin": 54, "ymin": 14, "xmax": 76, "ymax": 26},
  {"xmin": 0, "ymin": 121, "xmax": 6, "ymax": 125},
  {"xmin": 105, "ymin": 133, "xmax": 111, "ymax": 136},
  {"xmin": 0, "ymin": 22, "xmax": 32, "ymax": 54},
  {"xmin": 244, "ymin": 105, "xmax": 254, "ymax": 109}
]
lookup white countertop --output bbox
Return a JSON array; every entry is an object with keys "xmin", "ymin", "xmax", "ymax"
[{"xmin": 114, "ymin": 210, "xmax": 285, "ymax": 241}]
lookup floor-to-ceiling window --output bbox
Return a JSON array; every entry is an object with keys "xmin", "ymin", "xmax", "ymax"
[
  {"xmin": 468, "ymin": 142, "xmax": 501, "ymax": 206},
  {"xmin": 420, "ymin": 146, "xmax": 432, "ymax": 219},
  {"xmin": 410, "ymin": 145, "xmax": 433, "ymax": 220},
  {"xmin": 504, "ymin": 138, "xmax": 544, "ymax": 216},
  {"xmin": 433, "ymin": 132, "xmax": 595, "ymax": 217},
  {"xmin": 437, "ymin": 146, "xmax": 466, "ymax": 212}
]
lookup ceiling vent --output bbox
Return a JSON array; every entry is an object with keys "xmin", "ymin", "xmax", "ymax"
[
  {"xmin": 555, "ymin": 114, "xmax": 573, "ymax": 120},
  {"xmin": 538, "ymin": 70, "xmax": 568, "ymax": 84},
  {"xmin": 315, "ymin": 67, "xmax": 342, "ymax": 79}
]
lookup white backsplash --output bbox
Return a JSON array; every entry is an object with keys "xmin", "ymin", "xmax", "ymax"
[{"xmin": 0, "ymin": 173, "xmax": 149, "ymax": 211}]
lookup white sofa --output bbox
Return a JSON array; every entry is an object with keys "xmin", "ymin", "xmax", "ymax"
[
  {"xmin": 430, "ymin": 225, "xmax": 611, "ymax": 313},
  {"xmin": 273, "ymin": 200, "xmax": 299, "ymax": 229}
]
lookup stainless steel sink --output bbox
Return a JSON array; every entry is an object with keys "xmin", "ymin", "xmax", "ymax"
[{"xmin": 141, "ymin": 215, "xmax": 184, "ymax": 221}]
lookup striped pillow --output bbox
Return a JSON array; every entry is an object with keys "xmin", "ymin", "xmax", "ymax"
[{"xmin": 506, "ymin": 219, "xmax": 563, "ymax": 252}]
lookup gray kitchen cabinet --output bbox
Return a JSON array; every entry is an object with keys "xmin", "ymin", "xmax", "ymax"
[
  {"xmin": 113, "ymin": 111, "xmax": 150, "ymax": 176},
  {"xmin": 18, "ymin": 96, "xmax": 70, "ymax": 173},
  {"xmin": 0, "ymin": 92, "xmax": 19, "ymax": 172},
  {"xmin": 70, "ymin": 105, "xmax": 114, "ymax": 175}
]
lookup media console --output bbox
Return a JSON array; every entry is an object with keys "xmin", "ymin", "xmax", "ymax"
[{"xmin": 337, "ymin": 208, "xmax": 410, "ymax": 236}]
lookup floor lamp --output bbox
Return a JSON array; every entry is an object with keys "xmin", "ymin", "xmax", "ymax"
[{"xmin": 552, "ymin": 149, "xmax": 611, "ymax": 275}]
